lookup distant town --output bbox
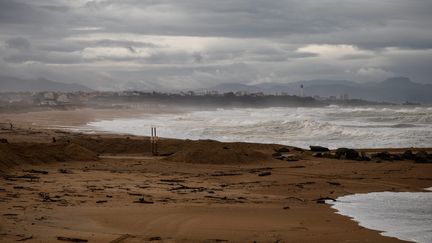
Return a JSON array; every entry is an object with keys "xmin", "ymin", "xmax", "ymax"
[{"xmin": 0, "ymin": 89, "xmax": 409, "ymax": 113}]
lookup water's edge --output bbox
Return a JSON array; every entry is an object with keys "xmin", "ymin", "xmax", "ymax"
[{"xmin": 327, "ymin": 187, "xmax": 432, "ymax": 243}]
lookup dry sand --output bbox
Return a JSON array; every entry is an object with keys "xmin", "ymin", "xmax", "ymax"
[{"xmin": 0, "ymin": 108, "xmax": 431, "ymax": 242}]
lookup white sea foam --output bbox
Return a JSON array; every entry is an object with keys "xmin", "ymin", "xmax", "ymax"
[
  {"xmin": 329, "ymin": 191, "xmax": 432, "ymax": 243},
  {"xmin": 84, "ymin": 106, "xmax": 432, "ymax": 149}
]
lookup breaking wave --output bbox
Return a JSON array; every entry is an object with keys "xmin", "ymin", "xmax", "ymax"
[{"xmin": 85, "ymin": 106, "xmax": 432, "ymax": 149}]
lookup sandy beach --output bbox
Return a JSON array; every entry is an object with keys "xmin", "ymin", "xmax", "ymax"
[{"xmin": 1, "ymin": 108, "xmax": 431, "ymax": 242}]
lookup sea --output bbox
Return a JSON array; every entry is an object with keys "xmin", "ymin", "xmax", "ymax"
[
  {"xmin": 84, "ymin": 105, "xmax": 432, "ymax": 149},
  {"xmin": 328, "ymin": 188, "xmax": 432, "ymax": 243},
  {"xmin": 81, "ymin": 105, "xmax": 432, "ymax": 242}
]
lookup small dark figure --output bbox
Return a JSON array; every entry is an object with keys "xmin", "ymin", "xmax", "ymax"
[
  {"xmin": 9, "ymin": 123, "xmax": 13, "ymax": 130},
  {"xmin": 52, "ymin": 137, "xmax": 56, "ymax": 143}
]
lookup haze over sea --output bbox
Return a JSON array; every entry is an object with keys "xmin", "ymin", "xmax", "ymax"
[{"xmin": 85, "ymin": 105, "xmax": 432, "ymax": 149}]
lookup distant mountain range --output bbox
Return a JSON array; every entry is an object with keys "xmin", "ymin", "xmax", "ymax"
[
  {"xmin": 205, "ymin": 77, "xmax": 432, "ymax": 103},
  {"xmin": 0, "ymin": 76, "xmax": 92, "ymax": 92}
]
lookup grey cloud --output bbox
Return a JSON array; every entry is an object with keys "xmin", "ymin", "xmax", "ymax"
[
  {"xmin": 5, "ymin": 37, "xmax": 31, "ymax": 50},
  {"xmin": 0, "ymin": 0, "xmax": 431, "ymax": 87},
  {"xmin": 3, "ymin": 52, "xmax": 83, "ymax": 64}
]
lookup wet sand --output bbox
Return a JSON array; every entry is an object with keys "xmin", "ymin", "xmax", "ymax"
[{"xmin": 0, "ymin": 109, "xmax": 431, "ymax": 242}]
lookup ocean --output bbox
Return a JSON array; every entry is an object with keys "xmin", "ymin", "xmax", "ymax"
[
  {"xmin": 328, "ymin": 188, "xmax": 432, "ymax": 243},
  {"xmin": 85, "ymin": 105, "xmax": 432, "ymax": 149}
]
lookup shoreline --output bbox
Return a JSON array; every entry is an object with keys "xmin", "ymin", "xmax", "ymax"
[{"xmin": 1, "ymin": 108, "xmax": 431, "ymax": 242}]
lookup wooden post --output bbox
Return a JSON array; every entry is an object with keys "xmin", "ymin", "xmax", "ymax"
[
  {"xmin": 151, "ymin": 126, "xmax": 158, "ymax": 156},
  {"xmin": 151, "ymin": 127, "xmax": 154, "ymax": 155},
  {"xmin": 154, "ymin": 127, "xmax": 158, "ymax": 155}
]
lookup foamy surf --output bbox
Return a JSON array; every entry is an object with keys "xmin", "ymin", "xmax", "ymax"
[
  {"xmin": 328, "ymin": 190, "xmax": 432, "ymax": 243},
  {"xmin": 84, "ymin": 106, "xmax": 432, "ymax": 149}
]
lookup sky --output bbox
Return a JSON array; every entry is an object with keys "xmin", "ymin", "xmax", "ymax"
[{"xmin": 0, "ymin": 0, "xmax": 431, "ymax": 90}]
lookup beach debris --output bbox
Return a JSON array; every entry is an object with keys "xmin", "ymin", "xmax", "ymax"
[
  {"xmin": 285, "ymin": 196, "xmax": 305, "ymax": 203},
  {"xmin": 39, "ymin": 192, "xmax": 66, "ymax": 203},
  {"xmin": 206, "ymin": 239, "xmax": 228, "ymax": 242},
  {"xmin": 149, "ymin": 236, "xmax": 162, "ymax": 241},
  {"xmin": 134, "ymin": 197, "xmax": 154, "ymax": 204},
  {"xmin": 23, "ymin": 169, "xmax": 48, "ymax": 175},
  {"xmin": 0, "ymin": 138, "xmax": 8, "ymax": 144},
  {"xmin": 4, "ymin": 174, "xmax": 39, "ymax": 182},
  {"xmin": 283, "ymin": 206, "xmax": 290, "ymax": 210},
  {"xmin": 289, "ymin": 165, "xmax": 305, "ymax": 168},
  {"xmin": 309, "ymin": 146, "xmax": 330, "ymax": 152},
  {"xmin": 327, "ymin": 181, "xmax": 341, "ymax": 186},
  {"xmin": 58, "ymin": 168, "xmax": 72, "ymax": 174},
  {"xmin": 160, "ymin": 179, "xmax": 185, "ymax": 183},
  {"xmin": 211, "ymin": 171, "xmax": 242, "ymax": 177},
  {"xmin": 168, "ymin": 184, "xmax": 207, "ymax": 193},
  {"xmin": 315, "ymin": 197, "xmax": 336, "ymax": 204},
  {"xmin": 57, "ymin": 236, "xmax": 88, "ymax": 242},
  {"xmin": 258, "ymin": 172, "xmax": 272, "ymax": 177},
  {"xmin": 52, "ymin": 137, "xmax": 56, "ymax": 143},
  {"xmin": 96, "ymin": 200, "xmax": 108, "ymax": 204},
  {"xmin": 16, "ymin": 235, "xmax": 33, "ymax": 241}
]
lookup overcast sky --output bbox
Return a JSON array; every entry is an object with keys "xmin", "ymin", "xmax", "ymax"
[{"xmin": 1, "ymin": 0, "xmax": 431, "ymax": 90}]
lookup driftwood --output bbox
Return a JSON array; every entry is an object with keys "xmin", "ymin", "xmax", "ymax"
[
  {"xmin": 23, "ymin": 169, "xmax": 48, "ymax": 175},
  {"xmin": 57, "ymin": 236, "xmax": 88, "ymax": 242}
]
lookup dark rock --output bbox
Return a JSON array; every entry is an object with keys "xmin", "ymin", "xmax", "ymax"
[
  {"xmin": 322, "ymin": 153, "xmax": 336, "ymax": 159},
  {"xmin": 402, "ymin": 150, "xmax": 415, "ymax": 160},
  {"xmin": 0, "ymin": 138, "xmax": 8, "ymax": 144},
  {"xmin": 390, "ymin": 154, "xmax": 402, "ymax": 161},
  {"xmin": 372, "ymin": 152, "xmax": 392, "ymax": 161},
  {"xmin": 415, "ymin": 151, "xmax": 431, "ymax": 163},
  {"xmin": 309, "ymin": 146, "xmax": 330, "ymax": 152},
  {"xmin": 335, "ymin": 148, "xmax": 360, "ymax": 160}
]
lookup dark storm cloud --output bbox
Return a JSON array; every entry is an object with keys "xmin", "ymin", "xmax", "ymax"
[{"xmin": 0, "ymin": 0, "xmax": 431, "ymax": 89}]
